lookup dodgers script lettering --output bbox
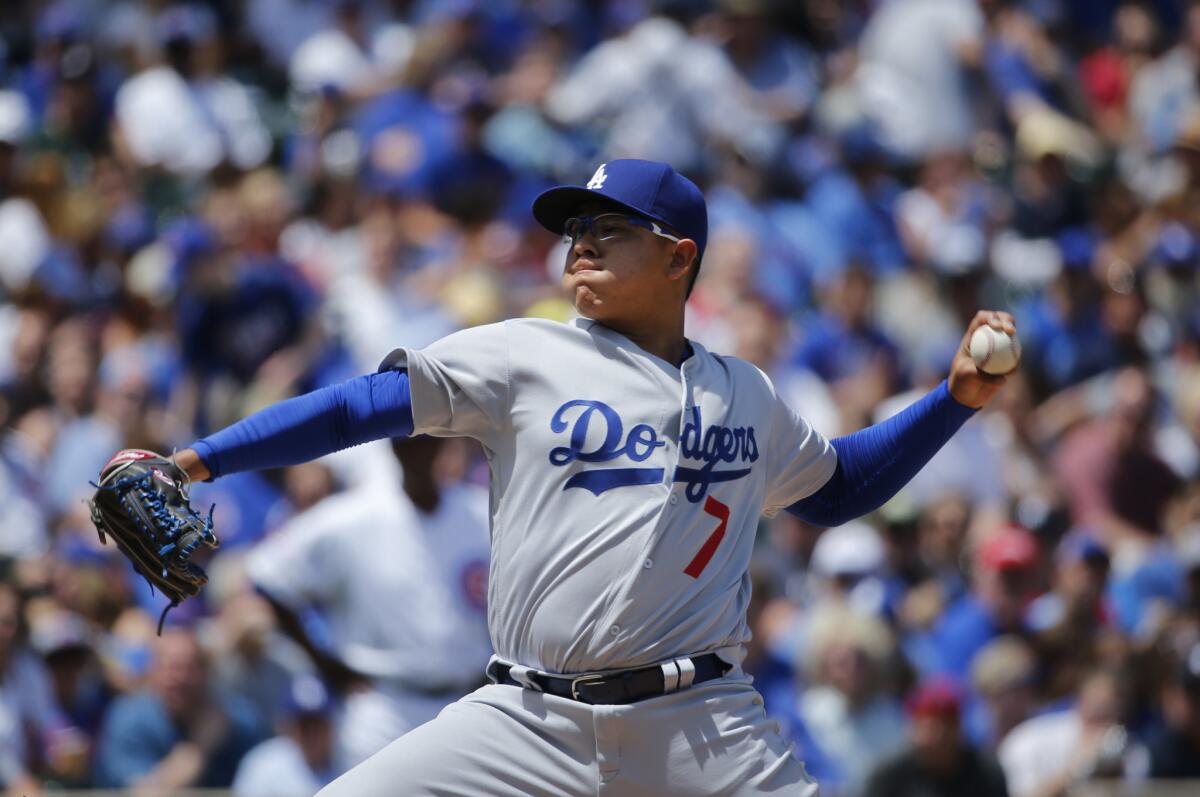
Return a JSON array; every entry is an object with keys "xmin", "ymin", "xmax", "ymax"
[{"xmin": 548, "ymin": 400, "xmax": 757, "ymax": 501}]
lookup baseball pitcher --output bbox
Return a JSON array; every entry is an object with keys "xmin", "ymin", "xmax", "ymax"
[{"xmin": 92, "ymin": 159, "xmax": 1015, "ymax": 796}]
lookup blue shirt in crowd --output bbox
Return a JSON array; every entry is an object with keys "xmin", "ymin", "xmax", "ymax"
[{"xmin": 93, "ymin": 691, "xmax": 268, "ymax": 789}]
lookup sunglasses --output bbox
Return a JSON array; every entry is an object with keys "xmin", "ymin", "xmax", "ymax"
[{"xmin": 562, "ymin": 212, "xmax": 682, "ymax": 247}]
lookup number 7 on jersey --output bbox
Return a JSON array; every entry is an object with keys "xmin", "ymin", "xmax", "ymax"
[{"xmin": 684, "ymin": 496, "xmax": 729, "ymax": 578}]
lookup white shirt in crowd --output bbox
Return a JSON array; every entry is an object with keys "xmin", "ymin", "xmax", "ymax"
[
  {"xmin": 246, "ymin": 475, "xmax": 492, "ymax": 766},
  {"xmin": 233, "ymin": 735, "xmax": 331, "ymax": 797},
  {"xmin": 289, "ymin": 22, "xmax": 414, "ymax": 94},
  {"xmin": 115, "ymin": 66, "xmax": 272, "ymax": 176},
  {"xmin": 247, "ymin": 479, "xmax": 492, "ymax": 688},
  {"xmin": 856, "ymin": 0, "xmax": 984, "ymax": 157},
  {"xmin": 999, "ymin": 709, "xmax": 1083, "ymax": 797}
]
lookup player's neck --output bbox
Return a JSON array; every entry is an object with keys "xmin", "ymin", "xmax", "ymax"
[{"xmin": 604, "ymin": 316, "xmax": 688, "ymax": 366}]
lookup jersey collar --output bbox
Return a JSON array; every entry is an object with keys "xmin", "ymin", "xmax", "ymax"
[{"xmin": 573, "ymin": 318, "xmax": 701, "ymax": 371}]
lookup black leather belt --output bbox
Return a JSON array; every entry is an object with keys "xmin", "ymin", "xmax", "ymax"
[{"xmin": 488, "ymin": 654, "xmax": 730, "ymax": 705}]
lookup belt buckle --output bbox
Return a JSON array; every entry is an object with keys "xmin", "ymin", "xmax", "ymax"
[{"xmin": 569, "ymin": 672, "xmax": 607, "ymax": 702}]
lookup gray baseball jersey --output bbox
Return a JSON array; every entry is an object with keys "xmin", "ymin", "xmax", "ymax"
[{"xmin": 390, "ymin": 316, "xmax": 836, "ymax": 674}]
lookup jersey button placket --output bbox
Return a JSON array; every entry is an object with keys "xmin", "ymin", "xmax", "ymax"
[{"xmin": 675, "ymin": 365, "xmax": 694, "ymax": 509}]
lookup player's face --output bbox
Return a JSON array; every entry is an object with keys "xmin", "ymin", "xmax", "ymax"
[{"xmin": 561, "ymin": 204, "xmax": 689, "ymax": 323}]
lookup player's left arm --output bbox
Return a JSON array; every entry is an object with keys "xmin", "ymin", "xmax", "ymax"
[
  {"xmin": 174, "ymin": 321, "xmax": 511, "ymax": 483},
  {"xmin": 787, "ymin": 311, "xmax": 1014, "ymax": 527},
  {"xmin": 173, "ymin": 367, "xmax": 414, "ymax": 482}
]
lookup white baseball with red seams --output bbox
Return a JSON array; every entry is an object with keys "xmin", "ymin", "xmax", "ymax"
[{"xmin": 969, "ymin": 325, "xmax": 1021, "ymax": 375}]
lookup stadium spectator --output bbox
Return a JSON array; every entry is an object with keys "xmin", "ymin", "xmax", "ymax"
[
  {"xmin": 26, "ymin": 605, "xmax": 104, "ymax": 787},
  {"xmin": 915, "ymin": 493, "xmax": 974, "ymax": 610},
  {"xmin": 777, "ymin": 607, "xmax": 907, "ymax": 795},
  {"xmin": 232, "ymin": 674, "xmax": 340, "ymax": 797},
  {"xmin": 0, "ymin": 582, "xmax": 62, "ymax": 796},
  {"xmin": 92, "ymin": 628, "xmax": 267, "ymax": 789},
  {"xmin": 969, "ymin": 635, "xmax": 1038, "ymax": 750},
  {"xmin": 112, "ymin": 4, "xmax": 270, "ymax": 176},
  {"xmin": 862, "ymin": 678, "xmax": 1008, "ymax": 797},
  {"xmin": 926, "ymin": 524, "xmax": 1041, "ymax": 679},
  {"xmin": 207, "ymin": 585, "xmax": 298, "ymax": 732},
  {"xmin": 808, "ymin": 520, "xmax": 889, "ymax": 618},
  {"xmin": 854, "ymin": 0, "xmax": 984, "ymax": 159},
  {"xmin": 793, "ymin": 266, "xmax": 904, "ymax": 431},
  {"xmin": 545, "ymin": 11, "xmax": 780, "ymax": 174},
  {"xmin": 0, "ymin": 89, "xmax": 52, "ymax": 299},
  {"xmin": 1145, "ymin": 642, "xmax": 1200, "ymax": 778},
  {"xmin": 998, "ymin": 667, "xmax": 1133, "ymax": 797},
  {"xmin": 245, "ymin": 435, "xmax": 492, "ymax": 768},
  {"xmin": 1027, "ymin": 532, "xmax": 1115, "ymax": 702}
]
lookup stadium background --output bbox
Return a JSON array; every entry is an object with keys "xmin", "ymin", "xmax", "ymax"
[{"xmin": 0, "ymin": 0, "xmax": 1199, "ymax": 794}]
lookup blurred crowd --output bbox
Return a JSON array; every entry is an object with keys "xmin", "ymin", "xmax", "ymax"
[{"xmin": 1, "ymin": 0, "xmax": 1200, "ymax": 795}]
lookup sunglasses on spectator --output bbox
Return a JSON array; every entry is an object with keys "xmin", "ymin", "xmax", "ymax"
[{"xmin": 563, "ymin": 212, "xmax": 682, "ymax": 247}]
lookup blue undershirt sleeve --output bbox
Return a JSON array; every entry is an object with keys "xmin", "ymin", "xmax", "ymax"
[
  {"xmin": 786, "ymin": 380, "xmax": 977, "ymax": 527},
  {"xmin": 190, "ymin": 369, "xmax": 413, "ymax": 480}
]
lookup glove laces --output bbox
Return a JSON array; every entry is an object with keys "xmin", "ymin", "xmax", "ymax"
[{"xmin": 91, "ymin": 471, "xmax": 217, "ymax": 634}]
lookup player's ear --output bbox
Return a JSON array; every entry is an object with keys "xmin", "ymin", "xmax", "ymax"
[{"xmin": 666, "ymin": 239, "xmax": 698, "ymax": 284}]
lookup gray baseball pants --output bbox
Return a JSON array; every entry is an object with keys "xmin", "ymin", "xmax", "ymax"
[{"xmin": 317, "ymin": 671, "xmax": 819, "ymax": 796}]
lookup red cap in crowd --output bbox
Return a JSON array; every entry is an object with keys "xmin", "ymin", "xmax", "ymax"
[
  {"xmin": 977, "ymin": 525, "xmax": 1040, "ymax": 572},
  {"xmin": 907, "ymin": 678, "xmax": 963, "ymax": 721}
]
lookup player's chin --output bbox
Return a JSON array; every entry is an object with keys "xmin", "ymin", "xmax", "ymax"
[
  {"xmin": 571, "ymin": 284, "xmax": 606, "ymax": 318},
  {"xmin": 566, "ymin": 274, "xmax": 607, "ymax": 305}
]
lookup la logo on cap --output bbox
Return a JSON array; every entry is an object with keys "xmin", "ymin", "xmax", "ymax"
[{"xmin": 587, "ymin": 164, "xmax": 608, "ymax": 190}]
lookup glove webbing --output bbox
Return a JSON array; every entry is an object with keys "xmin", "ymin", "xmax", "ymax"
[{"xmin": 90, "ymin": 472, "xmax": 216, "ymax": 634}]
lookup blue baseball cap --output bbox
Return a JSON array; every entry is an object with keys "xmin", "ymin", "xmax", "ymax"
[
  {"xmin": 1056, "ymin": 226, "xmax": 1096, "ymax": 271},
  {"xmin": 282, "ymin": 675, "xmax": 334, "ymax": 718},
  {"xmin": 533, "ymin": 159, "xmax": 707, "ymax": 262},
  {"xmin": 1154, "ymin": 222, "xmax": 1199, "ymax": 268},
  {"xmin": 104, "ymin": 204, "xmax": 155, "ymax": 253},
  {"xmin": 37, "ymin": 2, "xmax": 84, "ymax": 43},
  {"xmin": 164, "ymin": 217, "xmax": 218, "ymax": 264},
  {"xmin": 1055, "ymin": 531, "xmax": 1110, "ymax": 567},
  {"xmin": 155, "ymin": 4, "xmax": 217, "ymax": 44}
]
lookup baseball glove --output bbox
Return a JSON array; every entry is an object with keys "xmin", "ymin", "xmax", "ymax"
[{"xmin": 88, "ymin": 450, "xmax": 219, "ymax": 632}]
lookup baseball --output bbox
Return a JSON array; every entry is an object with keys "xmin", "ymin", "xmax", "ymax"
[{"xmin": 969, "ymin": 325, "xmax": 1021, "ymax": 375}]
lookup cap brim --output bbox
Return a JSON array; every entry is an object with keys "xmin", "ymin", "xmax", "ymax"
[{"xmin": 532, "ymin": 186, "xmax": 652, "ymax": 235}]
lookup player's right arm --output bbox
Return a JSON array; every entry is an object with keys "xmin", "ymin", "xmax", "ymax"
[{"xmin": 783, "ymin": 311, "xmax": 1015, "ymax": 527}]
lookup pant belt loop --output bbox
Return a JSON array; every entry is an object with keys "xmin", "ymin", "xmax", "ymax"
[
  {"xmin": 485, "ymin": 655, "xmax": 503, "ymax": 684},
  {"xmin": 660, "ymin": 660, "xmax": 681, "ymax": 693},
  {"xmin": 677, "ymin": 657, "xmax": 696, "ymax": 689},
  {"xmin": 507, "ymin": 664, "xmax": 542, "ymax": 691}
]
